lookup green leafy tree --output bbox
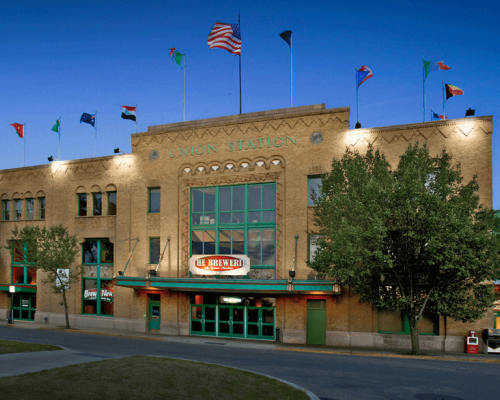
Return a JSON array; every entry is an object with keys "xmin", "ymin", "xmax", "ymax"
[
  {"xmin": 309, "ymin": 143, "xmax": 500, "ymax": 355},
  {"xmin": 6, "ymin": 225, "xmax": 82, "ymax": 329}
]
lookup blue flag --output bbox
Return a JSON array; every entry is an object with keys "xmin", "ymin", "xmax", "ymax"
[
  {"xmin": 280, "ymin": 30, "xmax": 292, "ymax": 47},
  {"xmin": 356, "ymin": 66, "xmax": 373, "ymax": 88},
  {"xmin": 80, "ymin": 113, "xmax": 96, "ymax": 127}
]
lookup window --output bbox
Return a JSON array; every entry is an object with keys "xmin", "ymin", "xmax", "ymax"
[
  {"xmin": 107, "ymin": 192, "xmax": 117, "ymax": 215},
  {"xmin": 82, "ymin": 238, "xmax": 114, "ymax": 316},
  {"xmin": 150, "ymin": 237, "xmax": 160, "ymax": 264},
  {"xmin": 78, "ymin": 194, "xmax": 87, "ymax": 216},
  {"xmin": 149, "ymin": 188, "xmax": 160, "ymax": 213},
  {"xmin": 190, "ymin": 183, "xmax": 276, "ymax": 271},
  {"xmin": 309, "ymin": 235, "xmax": 320, "ymax": 263},
  {"xmin": 26, "ymin": 198, "xmax": 34, "ymax": 220},
  {"xmin": 93, "ymin": 193, "xmax": 102, "ymax": 216},
  {"xmin": 11, "ymin": 242, "xmax": 36, "ymax": 285},
  {"xmin": 2, "ymin": 200, "xmax": 9, "ymax": 221},
  {"xmin": 378, "ymin": 310, "xmax": 438, "ymax": 335},
  {"xmin": 14, "ymin": 200, "xmax": 22, "ymax": 220},
  {"xmin": 38, "ymin": 198, "xmax": 45, "ymax": 220},
  {"xmin": 308, "ymin": 176, "xmax": 322, "ymax": 206}
]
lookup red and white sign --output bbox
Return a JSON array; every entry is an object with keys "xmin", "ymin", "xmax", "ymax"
[{"xmin": 189, "ymin": 255, "xmax": 250, "ymax": 276}]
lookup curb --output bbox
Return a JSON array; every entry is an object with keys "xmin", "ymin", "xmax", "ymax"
[
  {"xmin": 150, "ymin": 355, "xmax": 320, "ymax": 400},
  {"xmin": 276, "ymin": 346, "xmax": 500, "ymax": 364}
]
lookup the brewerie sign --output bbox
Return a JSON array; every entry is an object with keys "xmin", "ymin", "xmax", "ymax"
[{"xmin": 189, "ymin": 255, "xmax": 250, "ymax": 276}]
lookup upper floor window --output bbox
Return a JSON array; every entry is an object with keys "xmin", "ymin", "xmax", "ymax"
[
  {"xmin": 308, "ymin": 176, "xmax": 322, "ymax": 206},
  {"xmin": 190, "ymin": 183, "xmax": 277, "ymax": 271},
  {"xmin": 93, "ymin": 193, "xmax": 102, "ymax": 216},
  {"xmin": 82, "ymin": 238, "xmax": 114, "ymax": 264},
  {"xmin": 38, "ymin": 198, "xmax": 45, "ymax": 220},
  {"xmin": 10, "ymin": 241, "xmax": 36, "ymax": 285},
  {"xmin": 309, "ymin": 235, "xmax": 320, "ymax": 263},
  {"xmin": 26, "ymin": 198, "xmax": 34, "ymax": 220},
  {"xmin": 107, "ymin": 192, "xmax": 117, "ymax": 215},
  {"xmin": 150, "ymin": 237, "xmax": 160, "ymax": 264},
  {"xmin": 14, "ymin": 199, "xmax": 22, "ymax": 220},
  {"xmin": 78, "ymin": 194, "xmax": 87, "ymax": 217},
  {"xmin": 2, "ymin": 200, "xmax": 9, "ymax": 221},
  {"xmin": 149, "ymin": 188, "xmax": 161, "ymax": 213}
]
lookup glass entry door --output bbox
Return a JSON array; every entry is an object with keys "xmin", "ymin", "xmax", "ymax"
[
  {"xmin": 190, "ymin": 304, "xmax": 216, "ymax": 336},
  {"xmin": 218, "ymin": 306, "xmax": 245, "ymax": 338},
  {"xmin": 12, "ymin": 293, "xmax": 36, "ymax": 321},
  {"xmin": 246, "ymin": 307, "xmax": 275, "ymax": 339}
]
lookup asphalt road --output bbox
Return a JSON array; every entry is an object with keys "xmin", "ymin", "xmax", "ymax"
[{"xmin": 0, "ymin": 326, "xmax": 498, "ymax": 400}]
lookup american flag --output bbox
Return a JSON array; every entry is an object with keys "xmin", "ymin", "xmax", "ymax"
[{"xmin": 207, "ymin": 22, "xmax": 241, "ymax": 55}]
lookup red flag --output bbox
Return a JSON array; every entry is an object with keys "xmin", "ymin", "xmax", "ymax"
[{"xmin": 10, "ymin": 123, "xmax": 24, "ymax": 138}]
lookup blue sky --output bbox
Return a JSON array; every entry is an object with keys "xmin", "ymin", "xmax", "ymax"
[{"xmin": 1, "ymin": 0, "xmax": 499, "ymax": 206}]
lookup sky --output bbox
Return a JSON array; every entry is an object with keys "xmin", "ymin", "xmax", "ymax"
[{"xmin": 1, "ymin": 0, "xmax": 499, "ymax": 206}]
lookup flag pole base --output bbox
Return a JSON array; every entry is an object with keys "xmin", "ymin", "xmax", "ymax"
[{"xmin": 355, "ymin": 121, "xmax": 362, "ymax": 129}]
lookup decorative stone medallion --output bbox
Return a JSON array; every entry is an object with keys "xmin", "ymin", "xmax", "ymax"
[
  {"xmin": 149, "ymin": 150, "xmax": 159, "ymax": 161},
  {"xmin": 310, "ymin": 131, "xmax": 323, "ymax": 145}
]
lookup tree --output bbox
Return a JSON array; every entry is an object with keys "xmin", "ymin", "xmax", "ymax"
[
  {"xmin": 6, "ymin": 225, "xmax": 82, "ymax": 329},
  {"xmin": 309, "ymin": 143, "xmax": 500, "ymax": 355}
]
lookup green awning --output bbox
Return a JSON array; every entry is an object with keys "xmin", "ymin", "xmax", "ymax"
[
  {"xmin": 115, "ymin": 277, "xmax": 341, "ymax": 295},
  {"xmin": 0, "ymin": 284, "xmax": 37, "ymax": 293}
]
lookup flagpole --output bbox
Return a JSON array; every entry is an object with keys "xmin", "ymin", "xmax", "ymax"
[
  {"xmin": 183, "ymin": 54, "xmax": 186, "ymax": 122},
  {"xmin": 135, "ymin": 104, "xmax": 138, "ymax": 134},
  {"xmin": 423, "ymin": 57, "xmax": 426, "ymax": 122},
  {"xmin": 239, "ymin": 13, "xmax": 242, "ymax": 115},
  {"xmin": 24, "ymin": 123, "xmax": 26, "ymax": 167},
  {"xmin": 58, "ymin": 117, "xmax": 61, "ymax": 160},
  {"xmin": 442, "ymin": 80, "xmax": 446, "ymax": 120},
  {"xmin": 290, "ymin": 33, "xmax": 293, "ymax": 108},
  {"xmin": 94, "ymin": 110, "xmax": 97, "ymax": 157},
  {"xmin": 356, "ymin": 68, "xmax": 359, "ymax": 126}
]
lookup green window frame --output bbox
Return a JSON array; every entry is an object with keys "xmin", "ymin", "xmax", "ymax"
[
  {"xmin": 148, "ymin": 187, "xmax": 161, "ymax": 213},
  {"xmin": 107, "ymin": 191, "xmax": 117, "ymax": 215},
  {"xmin": 308, "ymin": 176, "xmax": 322, "ymax": 206},
  {"xmin": 92, "ymin": 193, "xmax": 102, "ymax": 216},
  {"xmin": 38, "ymin": 198, "xmax": 45, "ymax": 220},
  {"xmin": 14, "ymin": 199, "xmax": 22, "ymax": 220},
  {"xmin": 190, "ymin": 183, "xmax": 277, "ymax": 274},
  {"xmin": 2, "ymin": 200, "xmax": 10, "ymax": 221},
  {"xmin": 81, "ymin": 238, "xmax": 114, "ymax": 316},
  {"xmin": 11, "ymin": 242, "xmax": 36, "ymax": 285},
  {"xmin": 377, "ymin": 310, "xmax": 438, "ymax": 335},
  {"xmin": 78, "ymin": 194, "xmax": 87, "ymax": 216},
  {"xmin": 26, "ymin": 198, "xmax": 34, "ymax": 220}
]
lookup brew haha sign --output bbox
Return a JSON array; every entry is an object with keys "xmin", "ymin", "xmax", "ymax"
[
  {"xmin": 84, "ymin": 288, "xmax": 114, "ymax": 303},
  {"xmin": 189, "ymin": 255, "xmax": 250, "ymax": 276}
]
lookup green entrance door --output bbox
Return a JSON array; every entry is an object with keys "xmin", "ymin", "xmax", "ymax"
[
  {"xmin": 148, "ymin": 301, "xmax": 161, "ymax": 331},
  {"xmin": 218, "ymin": 306, "xmax": 245, "ymax": 338},
  {"xmin": 247, "ymin": 307, "xmax": 275, "ymax": 340},
  {"xmin": 307, "ymin": 300, "xmax": 326, "ymax": 345},
  {"xmin": 190, "ymin": 304, "xmax": 216, "ymax": 336},
  {"xmin": 12, "ymin": 293, "xmax": 36, "ymax": 321}
]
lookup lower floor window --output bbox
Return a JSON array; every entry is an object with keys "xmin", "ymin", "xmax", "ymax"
[
  {"xmin": 82, "ymin": 268, "xmax": 114, "ymax": 316},
  {"xmin": 378, "ymin": 309, "xmax": 438, "ymax": 335}
]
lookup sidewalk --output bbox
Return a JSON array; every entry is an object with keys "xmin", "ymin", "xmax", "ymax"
[{"xmin": 2, "ymin": 319, "xmax": 500, "ymax": 364}]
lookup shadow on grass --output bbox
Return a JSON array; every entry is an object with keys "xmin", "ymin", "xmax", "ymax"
[{"xmin": 0, "ymin": 356, "xmax": 310, "ymax": 400}]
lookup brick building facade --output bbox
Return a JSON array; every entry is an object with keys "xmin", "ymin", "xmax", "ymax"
[{"xmin": 0, "ymin": 104, "xmax": 496, "ymax": 352}]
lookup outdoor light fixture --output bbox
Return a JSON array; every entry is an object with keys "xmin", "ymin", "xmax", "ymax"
[
  {"xmin": 114, "ymin": 148, "xmax": 126, "ymax": 155},
  {"xmin": 289, "ymin": 270, "xmax": 296, "ymax": 279},
  {"xmin": 118, "ymin": 271, "xmax": 123, "ymax": 276},
  {"xmin": 48, "ymin": 156, "xmax": 60, "ymax": 162},
  {"xmin": 465, "ymin": 108, "xmax": 475, "ymax": 117}
]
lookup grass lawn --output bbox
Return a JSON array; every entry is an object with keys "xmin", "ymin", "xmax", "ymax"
[
  {"xmin": 0, "ymin": 340, "xmax": 61, "ymax": 355},
  {"xmin": 0, "ymin": 355, "xmax": 309, "ymax": 400}
]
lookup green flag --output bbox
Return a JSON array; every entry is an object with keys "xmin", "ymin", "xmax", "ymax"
[
  {"xmin": 169, "ymin": 48, "xmax": 184, "ymax": 68},
  {"xmin": 52, "ymin": 118, "xmax": 60, "ymax": 133}
]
